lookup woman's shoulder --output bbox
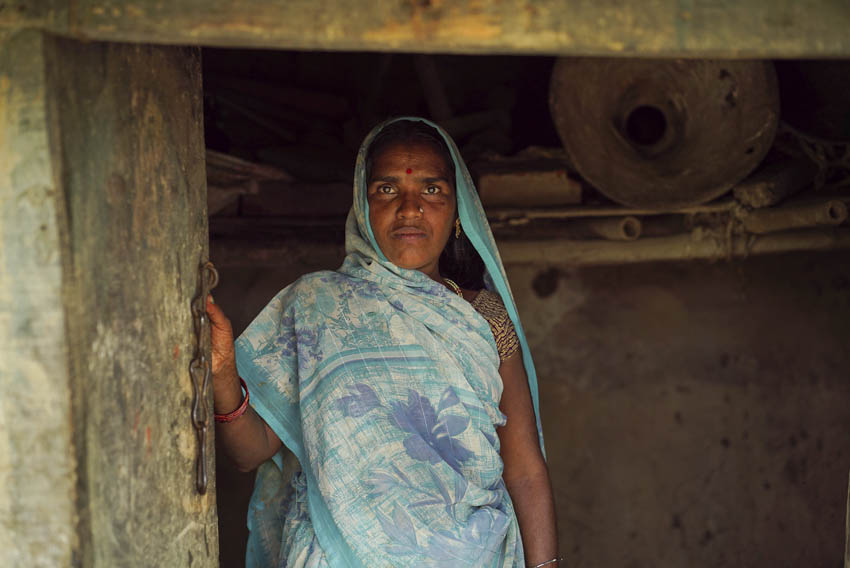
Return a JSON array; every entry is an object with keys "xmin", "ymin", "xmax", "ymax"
[
  {"xmin": 470, "ymin": 289, "xmax": 520, "ymax": 362},
  {"xmin": 470, "ymin": 289, "xmax": 506, "ymax": 315},
  {"xmin": 268, "ymin": 270, "xmax": 350, "ymax": 308},
  {"xmin": 287, "ymin": 270, "xmax": 350, "ymax": 292}
]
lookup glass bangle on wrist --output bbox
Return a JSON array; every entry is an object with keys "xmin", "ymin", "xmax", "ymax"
[{"xmin": 214, "ymin": 378, "xmax": 249, "ymax": 423}]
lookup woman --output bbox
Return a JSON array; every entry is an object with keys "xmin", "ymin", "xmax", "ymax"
[{"xmin": 208, "ymin": 118, "xmax": 558, "ymax": 567}]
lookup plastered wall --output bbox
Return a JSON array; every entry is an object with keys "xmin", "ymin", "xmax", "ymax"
[{"xmin": 213, "ymin": 248, "xmax": 850, "ymax": 567}]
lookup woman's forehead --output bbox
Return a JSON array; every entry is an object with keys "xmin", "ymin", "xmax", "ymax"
[{"xmin": 370, "ymin": 142, "xmax": 452, "ymax": 175}]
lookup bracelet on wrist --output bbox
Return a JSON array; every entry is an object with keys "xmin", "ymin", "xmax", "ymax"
[
  {"xmin": 214, "ymin": 378, "xmax": 250, "ymax": 423},
  {"xmin": 529, "ymin": 557, "xmax": 563, "ymax": 568}
]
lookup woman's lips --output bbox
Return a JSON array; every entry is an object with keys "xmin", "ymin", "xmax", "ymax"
[{"xmin": 391, "ymin": 227, "xmax": 427, "ymax": 240}]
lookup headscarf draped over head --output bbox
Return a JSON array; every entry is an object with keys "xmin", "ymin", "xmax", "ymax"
[{"xmin": 237, "ymin": 117, "xmax": 543, "ymax": 568}]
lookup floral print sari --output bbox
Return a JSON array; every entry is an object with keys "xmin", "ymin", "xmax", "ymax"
[{"xmin": 236, "ymin": 118, "xmax": 543, "ymax": 567}]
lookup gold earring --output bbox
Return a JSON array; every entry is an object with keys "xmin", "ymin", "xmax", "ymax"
[{"xmin": 455, "ymin": 218, "xmax": 461, "ymax": 239}]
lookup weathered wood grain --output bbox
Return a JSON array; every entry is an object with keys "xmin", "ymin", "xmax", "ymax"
[
  {"xmin": 10, "ymin": 0, "xmax": 850, "ymax": 58},
  {"xmin": 44, "ymin": 36, "xmax": 219, "ymax": 566},
  {"xmin": 1, "ymin": 30, "xmax": 218, "ymax": 566},
  {"xmin": 0, "ymin": 29, "xmax": 77, "ymax": 568},
  {"xmin": 0, "ymin": 0, "xmax": 67, "ymax": 32}
]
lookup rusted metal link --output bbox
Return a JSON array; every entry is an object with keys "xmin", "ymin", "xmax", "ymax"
[{"xmin": 189, "ymin": 261, "xmax": 219, "ymax": 494}]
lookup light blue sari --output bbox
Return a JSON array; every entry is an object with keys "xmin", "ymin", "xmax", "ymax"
[{"xmin": 236, "ymin": 117, "xmax": 544, "ymax": 567}]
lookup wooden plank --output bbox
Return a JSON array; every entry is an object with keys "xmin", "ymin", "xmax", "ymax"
[
  {"xmin": 0, "ymin": 0, "xmax": 67, "ymax": 31},
  {"xmin": 45, "ymin": 36, "xmax": 219, "ymax": 566},
  {"xmin": 475, "ymin": 162, "xmax": 582, "ymax": 208},
  {"xmin": 0, "ymin": 31, "xmax": 219, "ymax": 565},
  {"xmin": 0, "ymin": 29, "xmax": 77, "ymax": 568},
  {"xmin": 239, "ymin": 181, "xmax": 352, "ymax": 217},
  {"xmin": 36, "ymin": 0, "xmax": 850, "ymax": 58}
]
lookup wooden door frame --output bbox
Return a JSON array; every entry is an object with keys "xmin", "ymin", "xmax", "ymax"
[
  {"xmin": 4, "ymin": 1, "xmax": 850, "ymax": 566},
  {"xmin": 5, "ymin": 0, "xmax": 850, "ymax": 58}
]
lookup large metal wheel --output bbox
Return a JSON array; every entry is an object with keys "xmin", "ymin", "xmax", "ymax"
[{"xmin": 549, "ymin": 58, "xmax": 780, "ymax": 209}]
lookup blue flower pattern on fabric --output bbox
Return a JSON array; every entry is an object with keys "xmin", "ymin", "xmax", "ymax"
[
  {"xmin": 426, "ymin": 507, "xmax": 512, "ymax": 566},
  {"xmin": 389, "ymin": 388, "xmax": 472, "ymax": 472},
  {"xmin": 335, "ymin": 384, "xmax": 381, "ymax": 418}
]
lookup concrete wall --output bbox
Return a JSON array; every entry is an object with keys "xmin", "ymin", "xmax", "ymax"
[{"xmin": 212, "ymin": 247, "xmax": 850, "ymax": 567}]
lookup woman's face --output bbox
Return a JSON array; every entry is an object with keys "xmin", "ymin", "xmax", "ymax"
[{"xmin": 367, "ymin": 142, "xmax": 456, "ymax": 278}]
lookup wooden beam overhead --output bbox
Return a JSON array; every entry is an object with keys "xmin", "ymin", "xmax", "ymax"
[{"xmin": 7, "ymin": 0, "xmax": 850, "ymax": 58}]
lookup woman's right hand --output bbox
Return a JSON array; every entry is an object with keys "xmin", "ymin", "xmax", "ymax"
[
  {"xmin": 206, "ymin": 296, "xmax": 241, "ymax": 411},
  {"xmin": 205, "ymin": 295, "xmax": 283, "ymax": 469}
]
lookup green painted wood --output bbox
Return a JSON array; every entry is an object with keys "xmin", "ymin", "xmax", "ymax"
[
  {"xmin": 0, "ymin": 30, "xmax": 218, "ymax": 566},
  {"xmin": 28, "ymin": 0, "xmax": 850, "ymax": 57}
]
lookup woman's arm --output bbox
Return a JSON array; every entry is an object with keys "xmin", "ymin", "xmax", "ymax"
[
  {"xmin": 207, "ymin": 296, "xmax": 282, "ymax": 472},
  {"xmin": 497, "ymin": 352, "xmax": 559, "ymax": 567}
]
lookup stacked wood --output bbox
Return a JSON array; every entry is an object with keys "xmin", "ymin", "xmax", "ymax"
[
  {"xmin": 240, "ymin": 181, "xmax": 352, "ymax": 218},
  {"xmin": 205, "ymin": 150, "xmax": 292, "ymax": 214},
  {"xmin": 473, "ymin": 157, "xmax": 582, "ymax": 208}
]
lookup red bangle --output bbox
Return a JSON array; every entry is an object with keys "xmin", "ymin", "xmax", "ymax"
[{"xmin": 215, "ymin": 378, "xmax": 250, "ymax": 423}]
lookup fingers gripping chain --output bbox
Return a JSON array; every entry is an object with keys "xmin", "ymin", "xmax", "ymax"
[{"xmin": 190, "ymin": 261, "xmax": 219, "ymax": 494}]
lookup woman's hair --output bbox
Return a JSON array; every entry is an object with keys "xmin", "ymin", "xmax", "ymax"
[
  {"xmin": 366, "ymin": 120, "xmax": 486, "ymax": 290},
  {"xmin": 365, "ymin": 120, "xmax": 456, "ymax": 187}
]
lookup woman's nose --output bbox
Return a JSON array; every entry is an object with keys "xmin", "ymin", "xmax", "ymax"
[{"xmin": 397, "ymin": 192, "xmax": 423, "ymax": 219}]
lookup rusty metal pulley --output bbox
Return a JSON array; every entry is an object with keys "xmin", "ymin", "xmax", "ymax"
[{"xmin": 549, "ymin": 58, "xmax": 780, "ymax": 209}]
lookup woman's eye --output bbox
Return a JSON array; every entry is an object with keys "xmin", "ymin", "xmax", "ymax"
[
  {"xmin": 424, "ymin": 186, "xmax": 441, "ymax": 195},
  {"xmin": 378, "ymin": 185, "xmax": 395, "ymax": 194}
]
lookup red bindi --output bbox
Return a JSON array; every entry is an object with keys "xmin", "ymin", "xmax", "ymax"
[{"xmin": 406, "ymin": 168, "xmax": 413, "ymax": 174}]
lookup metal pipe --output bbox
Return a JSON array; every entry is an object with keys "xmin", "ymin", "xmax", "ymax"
[
  {"xmin": 487, "ymin": 199, "xmax": 736, "ymax": 222},
  {"xmin": 570, "ymin": 216, "xmax": 642, "ymax": 241},
  {"xmin": 741, "ymin": 199, "xmax": 848, "ymax": 234},
  {"xmin": 733, "ymin": 159, "xmax": 818, "ymax": 208},
  {"xmin": 497, "ymin": 228, "xmax": 850, "ymax": 266}
]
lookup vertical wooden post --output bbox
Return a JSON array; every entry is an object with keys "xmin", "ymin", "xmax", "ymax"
[
  {"xmin": 0, "ymin": 29, "xmax": 78, "ymax": 567},
  {"xmin": 0, "ymin": 30, "xmax": 219, "ymax": 566}
]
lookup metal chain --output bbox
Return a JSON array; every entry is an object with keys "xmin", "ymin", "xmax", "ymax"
[{"xmin": 190, "ymin": 261, "xmax": 219, "ymax": 494}]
